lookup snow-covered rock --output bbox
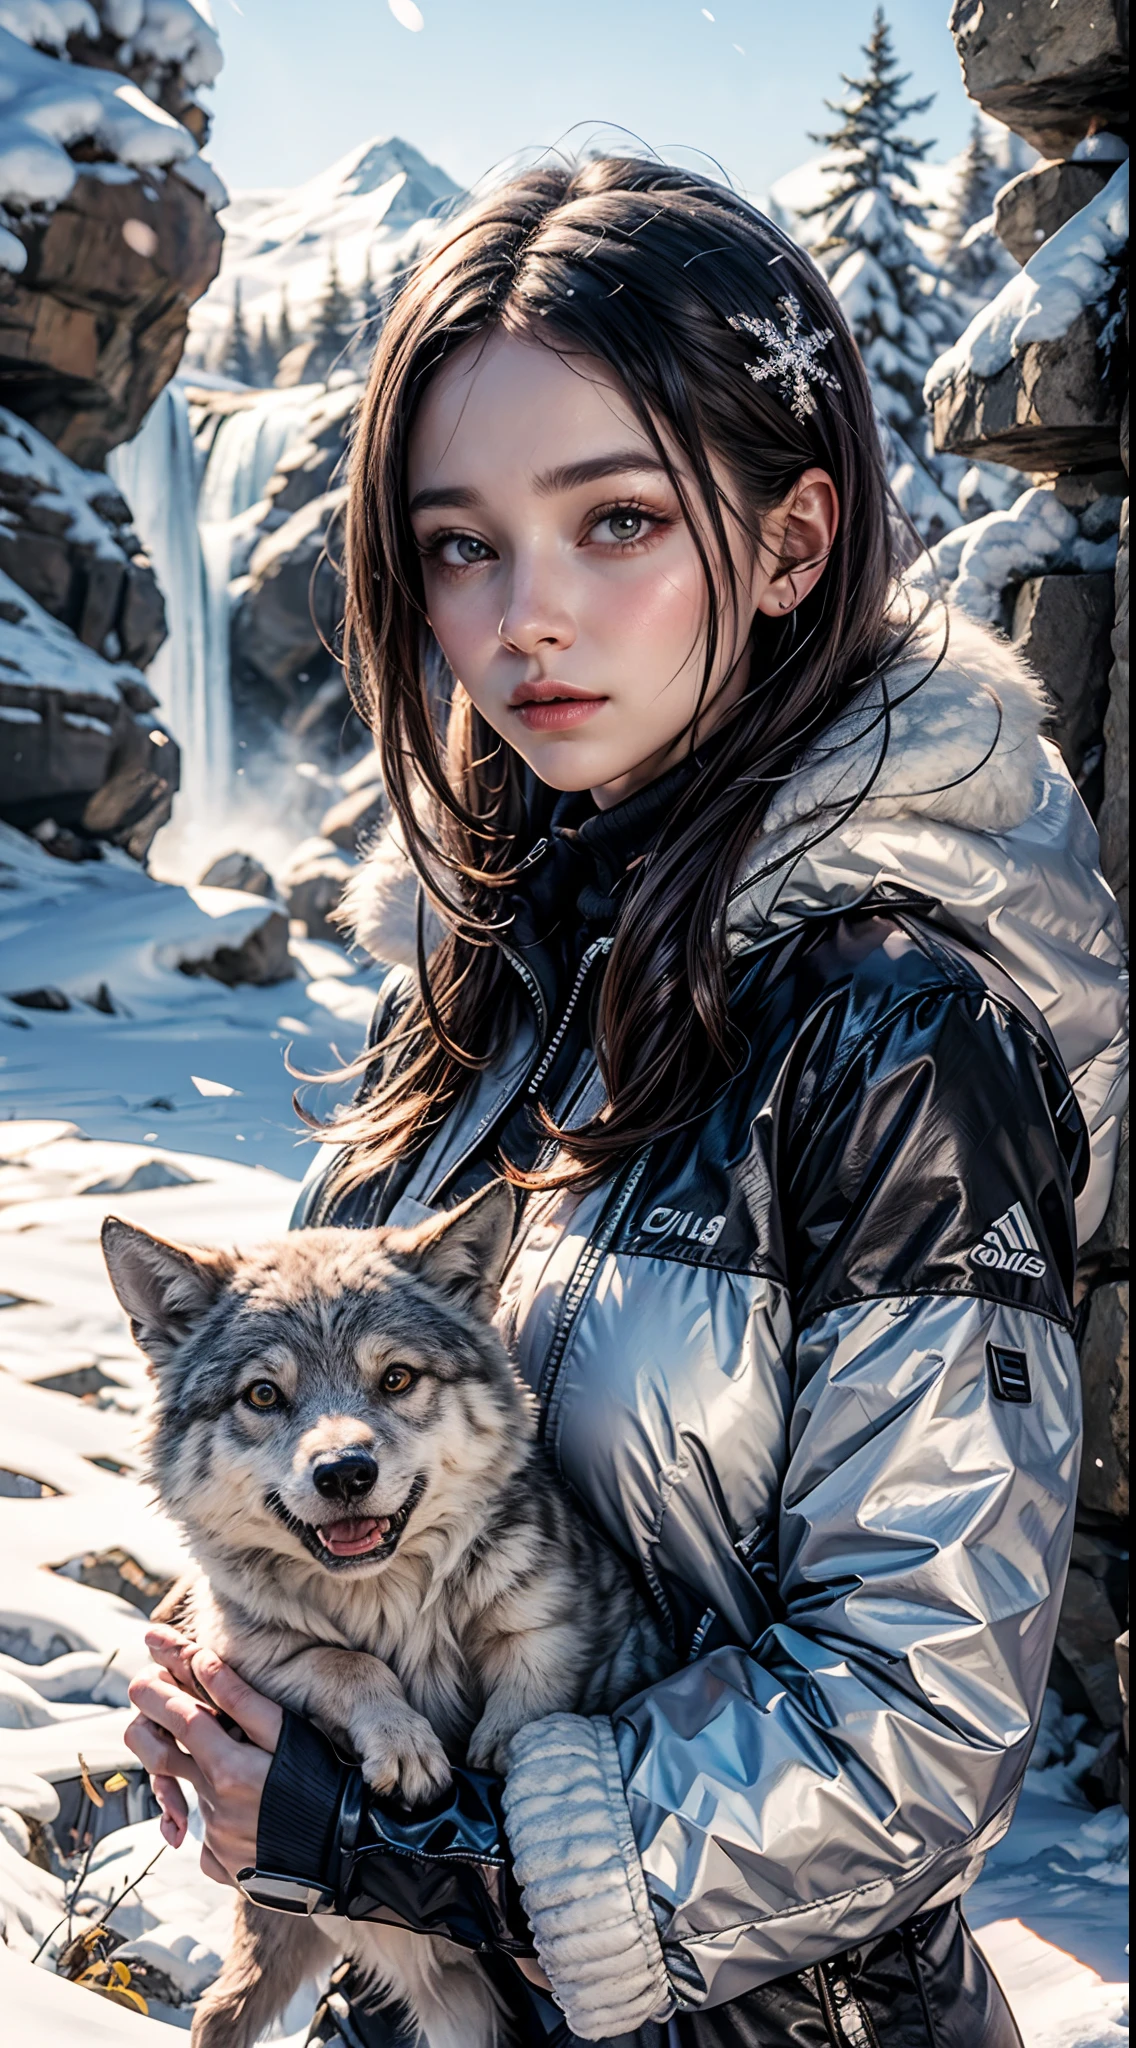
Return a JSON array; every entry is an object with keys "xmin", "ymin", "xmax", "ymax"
[
  {"xmin": 927, "ymin": 162, "xmax": 1128, "ymax": 395},
  {"xmin": 0, "ymin": 818, "xmax": 378, "ymax": 1166},
  {"xmin": 950, "ymin": 0, "xmax": 1128, "ymax": 160},
  {"xmin": 992, "ymin": 157, "xmax": 1118, "ymax": 268},
  {"xmin": 917, "ymin": 485, "xmax": 1118, "ymax": 625},
  {"xmin": 279, "ymin": 833, "xmax": 356, "ymax": 943},
  {"xmin": 0, "ymin": 22, "xmax": 204, "ymax": 252},
  {"xmin": 908, "ymin": 482, "xmax": 1122, "ymax": 804},
  {"xmin": 924, "ymin": 163, "xmax": 1127, "ymax": 473},
  {"xmin": 0, "ymin": 407, "xmax": 166, "ymax": 674},
  {"xmin": 0, "ymin": 8, "xmax": 224, "ymax": 466},
  {"xmin": 0, "ymin": 567, "xmax": 180, "ymax": 858}
]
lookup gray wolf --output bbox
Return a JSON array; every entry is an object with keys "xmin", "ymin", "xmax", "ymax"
[{"xmin": 102, "ymin": 1185, "xmax": 667, "ymax": 2048}]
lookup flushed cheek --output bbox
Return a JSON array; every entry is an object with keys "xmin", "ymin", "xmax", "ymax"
[
  {"xmin": 425, "ymin": 579, "xmax": 503, "ymax": 680},
  {"xmin": 599, "ymin": 560, "xmax": 707, "ymax": 680}
]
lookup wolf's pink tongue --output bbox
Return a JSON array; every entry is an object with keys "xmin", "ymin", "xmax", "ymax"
[{"xmin": 318, "ymin": 1516, "xmax": 390, "ymax": 1556}]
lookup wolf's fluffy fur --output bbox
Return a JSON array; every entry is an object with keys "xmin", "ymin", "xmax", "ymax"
[{"xmin": 102, "ymin": 1187, "xmax": 667, "ymax": 2048}]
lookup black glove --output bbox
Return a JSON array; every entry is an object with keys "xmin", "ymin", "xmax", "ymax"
[{"xmin": 238, "ymin": 1709, "xmax": 535, "ymax": 1957}]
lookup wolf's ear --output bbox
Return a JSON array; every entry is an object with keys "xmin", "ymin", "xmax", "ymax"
[
  {"xmin": 101, "ymin": 1216, "xmax": 235, "ymax": 1371},
  {"xmin": 391, "ymin": 1181, "xmax": 516, "ymax": 1318}
]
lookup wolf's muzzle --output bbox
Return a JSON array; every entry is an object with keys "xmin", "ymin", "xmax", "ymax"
[{"xmin": 265, "ymin": 1475, "xmax": 427, "ymax": 1572}]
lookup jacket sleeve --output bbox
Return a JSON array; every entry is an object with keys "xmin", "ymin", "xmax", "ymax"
[{"xmin": 502, "ymin": 976, "xmax": 1085, "ymax": 2034}]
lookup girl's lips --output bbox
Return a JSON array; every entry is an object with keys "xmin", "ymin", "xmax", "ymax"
[{"xmin": 513, "ymin": 695, "xmax": 606, "ymax": 731}]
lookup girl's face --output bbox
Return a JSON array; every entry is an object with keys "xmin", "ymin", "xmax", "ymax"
[{"xmin": 408, "ymin": 328, "xmax": 837, "ymax": 809}]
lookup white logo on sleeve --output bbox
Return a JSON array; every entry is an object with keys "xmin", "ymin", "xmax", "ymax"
[{"xmin": 969, "ymin": 1202, "xmax": 1047, "ymax": 1279}]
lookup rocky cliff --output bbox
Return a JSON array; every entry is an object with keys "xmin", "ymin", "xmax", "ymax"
[
  {"xmin": 934, "ymin": 0, "xmax": 1130, "ymax": 1801},
  {"xmin": 0, "ymin": 1, "xmax": 226, "ymax": 857}
]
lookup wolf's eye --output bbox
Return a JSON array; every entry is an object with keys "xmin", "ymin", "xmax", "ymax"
[
  {"xmin": 380, "ymin": 1364, "xmax": 414, "ymax": 1395},
  {"xmin": 245, "ymin": 1381, "xmax": 281, "ymax": 1411}
]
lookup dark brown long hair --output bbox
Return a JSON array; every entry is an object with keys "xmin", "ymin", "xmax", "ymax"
[{"xmin": 329, "ymin": 154, "xmax": 912, "ymax": 1190}]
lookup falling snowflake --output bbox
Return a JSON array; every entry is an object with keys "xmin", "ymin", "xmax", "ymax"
[{"xmin": 728, "ymin": 295, "xmax": 841, "ymax": 422}]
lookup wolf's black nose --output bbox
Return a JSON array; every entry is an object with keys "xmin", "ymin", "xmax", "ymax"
[{"xmin": 313, "ymin": 1450, "xmax": 378, "ymax": 1502}]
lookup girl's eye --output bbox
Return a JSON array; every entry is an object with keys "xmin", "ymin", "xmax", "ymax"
[
  {"xmin": 380, "ymin": 1364, "xmax": 415, "ymax": 1395},
  {"xmin": 428, "ymin": 533, "xmax": 494, "ymax": 569},
  {"xmin": 245, "ymin": 1381, "xmax": 281, "ymax": 1411},
  {"xmin": 590, "ymin": 505, "xmax": 663, "ymax": 547}
]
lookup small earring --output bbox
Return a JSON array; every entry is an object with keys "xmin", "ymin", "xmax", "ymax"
[{"xmin": 779, "ymin": 598, "xmax": 793, "ymax": 611}]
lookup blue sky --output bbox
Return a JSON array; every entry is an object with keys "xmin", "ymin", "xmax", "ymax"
[{"xmin": 206, "ymin": 0, "xmax": 976, "ymax": 199}]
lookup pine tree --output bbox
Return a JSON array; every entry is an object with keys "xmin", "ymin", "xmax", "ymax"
[
  {"xmin": 274, "ymin": 288, "xmax": 295, "ymax": 365},
  {"xmin": 358, "ymin": 246, "xmax": 383, "ymax": 327},
  {"xmin": 938, "ymin": 115, "xmax": 1015, "ymax": 313},
  {"xmin": 309, "ymin": 247, "xmax": 355, "ymax": 381},
  {"xmin": 254, "ymin": 311, "xmax": 278, "ymax": 387},
  {"xmin": 804, "ymin": 8, "xmax": 958, "ymax": 538},
  {"xmin": 352, "ymin": 245, "xmax": 384, "ymax": 370},
  {"xmin": 221, "ymin": 280, "xmax": 255, "ymax": 386}
]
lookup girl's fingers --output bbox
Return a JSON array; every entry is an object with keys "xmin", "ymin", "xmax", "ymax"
[
  {"xmin": 140, "ymin": 1637, "xmax": 282, "ymax": 1754},
  {"xmin": 190, "ymin": 1649, "xmax": 282, "ymax": 1753},
  {"xmin": 152, "ymin": 1771, "xmax": 188, "ymax": 1829},
  {"xmin": 125, "ymin": 1713, "xmax": 205, "ymax": 1798},
  {"xmin": 145, "ymin": 1626, "xmax": 205, "ymax": 1697},
  {"xmin": 128, "ymin": 1671, "xmax": 233, "ymax": 1775}
]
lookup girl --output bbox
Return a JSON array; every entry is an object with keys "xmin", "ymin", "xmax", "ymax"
[{"xmin": 127, "ymin": 156, "xmax": 1128, "ymax": 2047}]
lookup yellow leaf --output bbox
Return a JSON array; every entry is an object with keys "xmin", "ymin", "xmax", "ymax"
[
  {"xmin": 80, "ymin": 1982, "xmax": 150, "ymax": 2015},
  {"xmin": 102, "ymin": 1771, "xmax": 129, "ymax": 1794},
  {"xmin": 77, "ymin": 1753, "xmax": 105, "ymax": 1808},
  {"xmin": 113, "ymin": 1988, "xmax": 149, "ymax": 2015}
]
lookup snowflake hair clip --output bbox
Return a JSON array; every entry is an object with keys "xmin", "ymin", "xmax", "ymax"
[{"xmin": 728, "ymin": 295, "xmax": 841, "ymax": 422}]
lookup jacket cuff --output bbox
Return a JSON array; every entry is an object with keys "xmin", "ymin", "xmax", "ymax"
[
  {"xmin": 256, "ymin": 1709, "xmax": 355, "ymax": 1887},
  {"xmin": 502, "ymin": 1713, "xmax": 672, "ymax": 2039}
]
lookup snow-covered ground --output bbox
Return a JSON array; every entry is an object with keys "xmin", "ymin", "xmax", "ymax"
[{"xmin": 0, "ymin": 822, "xmax": 1128, "ymax": 2045}]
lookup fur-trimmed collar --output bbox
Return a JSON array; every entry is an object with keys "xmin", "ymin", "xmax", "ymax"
[
  {"xmin": 726, "ymin": 603, "xmax": 1052, "ymax": 936},
  {"xmin": 761, "ymin": 606, "xmax": 1048, "ymax": 838}
]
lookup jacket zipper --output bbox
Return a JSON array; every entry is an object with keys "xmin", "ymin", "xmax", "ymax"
[
  {"xmin": 512, "ymin": 835, "xmax": 550, "ymax": 877},
  {"xmin": 537, "ymin": 1149, "xmax": 650, "ymax": 1443},
  {"xmin": 815, "ymin": 1963, "xmax": 879, "ymax": 2048},
  {"xmin": 525, "ymin": 937, "xmax": 612, "ymax": 1099},
  {"xmin": 424, "ymin": 942, "xmax": 549, "ymax": 1206},
  {"xmin": 426, "ymin": 928, "xmax": 610, "ymax": 1205}
]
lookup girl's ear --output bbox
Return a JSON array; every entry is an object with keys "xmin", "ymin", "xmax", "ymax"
[
  {"xmin": 754, "ymin": 467, "xmax": 840, "ymax": 618},
  {"xmin": 101, "ymin": 1216, "xmax": 235, "ymax": 1372},
  {"xmin": 386, "ymin": 1180, "xmax": 517, "ymax": 1318}
]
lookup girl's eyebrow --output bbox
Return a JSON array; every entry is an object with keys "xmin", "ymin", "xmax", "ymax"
[{"xmin": 408, "ymin": 448, "xmax": 668, "ymax": 517}]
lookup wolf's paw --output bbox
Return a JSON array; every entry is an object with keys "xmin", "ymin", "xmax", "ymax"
[
  {"xmin": 466, "ymin": 1709, "xmax": 522, "ymax": 1776},
  {"xmin": 361, "ymin": 1719, "xmax": 452, "ymax": 1807}
]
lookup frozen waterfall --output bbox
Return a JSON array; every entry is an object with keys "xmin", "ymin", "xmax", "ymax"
[
  {"xmin": 109, "ymin": 382, "xmax": 226, "ymax": 828},
  {"xmin": 109, "ymin": 381, "xmax": 316, "ymax": 864}
]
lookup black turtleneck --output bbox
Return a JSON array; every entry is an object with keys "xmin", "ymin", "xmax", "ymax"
[
  {"xmin": 441, "ymin": 745, "xmax": 711, "ymax": 1197},
  {"xmin": 513, "ymin": 745, "xmax": 709, "ymax": 1005}
]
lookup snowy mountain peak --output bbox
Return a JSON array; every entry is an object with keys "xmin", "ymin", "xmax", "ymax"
[
  {"xmin": 343, "ymin": 135, "xmax": 460, "ymax": 209},
  {"xmin": 187, "ymin": 132, "xmax": 461, "ymax": 363}
]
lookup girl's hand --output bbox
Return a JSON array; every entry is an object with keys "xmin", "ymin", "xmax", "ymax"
[{"xmin": 125, "ymin": 1625, "xmax": 282, "ymax": 1888}]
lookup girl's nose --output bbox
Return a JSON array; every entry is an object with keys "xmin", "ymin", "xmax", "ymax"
[{"xmin": 496, "ymin": 569, "xmax": 576, "ymax": 656}]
